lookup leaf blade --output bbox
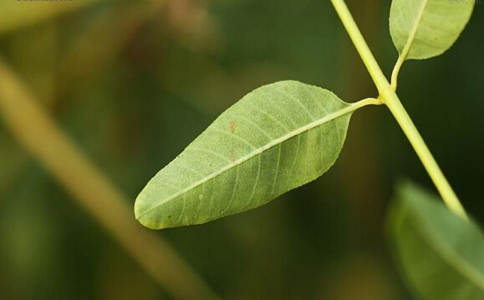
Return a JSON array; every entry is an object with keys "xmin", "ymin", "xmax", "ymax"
[
  {"xmin": 135, "ymin": 81, "xmax": 352, "ymax": 229},
  {"xmin": 390, "ymin": 0, "xmax": 474, "ymax": 60},
  {"xmin": 388, "ymin": 182, "xmax": 484, "ymax": 300}
]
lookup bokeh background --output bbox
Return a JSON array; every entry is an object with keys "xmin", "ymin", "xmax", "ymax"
[{"xmin": 0, "ymin": 0, "xmax": 483, "ymax": 299}]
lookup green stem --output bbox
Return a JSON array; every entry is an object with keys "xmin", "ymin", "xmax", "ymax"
[
  {"xmin": 329, "ymin": 0, "xmax": 468, "ymax": 219},
  {"xmin": 391, "ymin": 55, "xmax": 405, "ymax": 90},
  {"xmin": 354, "ymin": 97, "xmax": 383, "ymax": 108}
]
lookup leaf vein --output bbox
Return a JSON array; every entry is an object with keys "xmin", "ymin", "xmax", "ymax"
[{"xmin": 137, "ymin": 102, "xmax": 357, "ymax": 217}]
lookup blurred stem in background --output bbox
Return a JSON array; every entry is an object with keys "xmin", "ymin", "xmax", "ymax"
[{"xmin": 0, "ymin": 57, "xmax": 221, "ymax": 300}]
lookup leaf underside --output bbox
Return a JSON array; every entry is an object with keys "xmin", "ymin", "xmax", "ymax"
[
  {"xmin": 135, "ymin": 81, "xmax": 352, "ymax": 229},
  {"xmin": 390, "ymin": 0, "xmax": 474, "ymax": 60},
  {"xmin": 388, "ymin": 182, "xmax": 484, "ymax": 300}
]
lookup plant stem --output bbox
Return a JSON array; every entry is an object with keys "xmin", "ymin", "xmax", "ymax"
[
  {"xmin": 329, "ymin": 0, "xmax": 468, "ymax": 219},
  {"xmin": 382, "ymin": 91, "xmax": 467, "ymax": 219}
]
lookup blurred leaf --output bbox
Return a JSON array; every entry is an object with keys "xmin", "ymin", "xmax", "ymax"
[
  {"xmin": 0, "ymin": 0, "xmax": 106, "ymax": 35},
  {"xmin": 57, "ymin": 0, "xmax": 165, "ymax": 92},
  {"xmin": 390, "ymin": 0, "xmax": 474, "ymax": 60},
  {"xmin": 388, "ymin": 181, "xmax": 484, "ymax": 300},
  {"xmin": 135, "ymin": 81, "xmax": 352, "ymax": 229}
]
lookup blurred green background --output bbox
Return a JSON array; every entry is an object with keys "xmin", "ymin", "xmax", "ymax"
[{"xmin": 0, "ymin": 0, "xmax": 483, "ymax": 299}]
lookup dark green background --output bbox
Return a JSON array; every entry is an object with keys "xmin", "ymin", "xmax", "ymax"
[{"xmin": 0, "ymin": 0, "xmax": 483, "ymax": 299}]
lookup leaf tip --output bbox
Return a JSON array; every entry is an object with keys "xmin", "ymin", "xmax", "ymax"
[{"xmin": 134, "ymin": 191, "xmax": 165, "ymax": 230}]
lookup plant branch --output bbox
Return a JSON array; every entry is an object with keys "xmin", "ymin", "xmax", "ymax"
[
  {"xmin": 329, "ymin": 0, "xmax": 468, "ymax": 220},
  {"xmin": 0, "ymin": 57, "xmax": 222, "ymax": 300},
  {"xmin": 329, "ymin": 0, "xmax": 389, "ymax": 94}
]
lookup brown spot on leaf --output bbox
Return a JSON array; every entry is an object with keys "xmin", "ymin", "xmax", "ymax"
[{"xmin": 229, "ymin": 121, "xmax": 236, "ymax": 133}]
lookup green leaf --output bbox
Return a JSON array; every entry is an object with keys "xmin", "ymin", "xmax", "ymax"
[
  {"xmin": 388, "ymin": 181, "xmax": 484, "ymax": 300},
  {"xmin": 135, "ymin": 81, "xmax": 353, "ymax": 229},
  {"xmin": 389, "ymin": 0, "xmax": 474, "ymax": 60}
]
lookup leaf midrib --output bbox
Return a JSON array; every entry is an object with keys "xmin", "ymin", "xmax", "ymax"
[
  {"xmin": 410, "ymin": 212, "xmax": 484, "ymax": 292},
  {"xmin": 136, "ymin": 102, "xmax": 357, "ymax": 218},
  {"xmin": 399, "ymin": 0, "xmax": 429, "ymax": 59}
]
